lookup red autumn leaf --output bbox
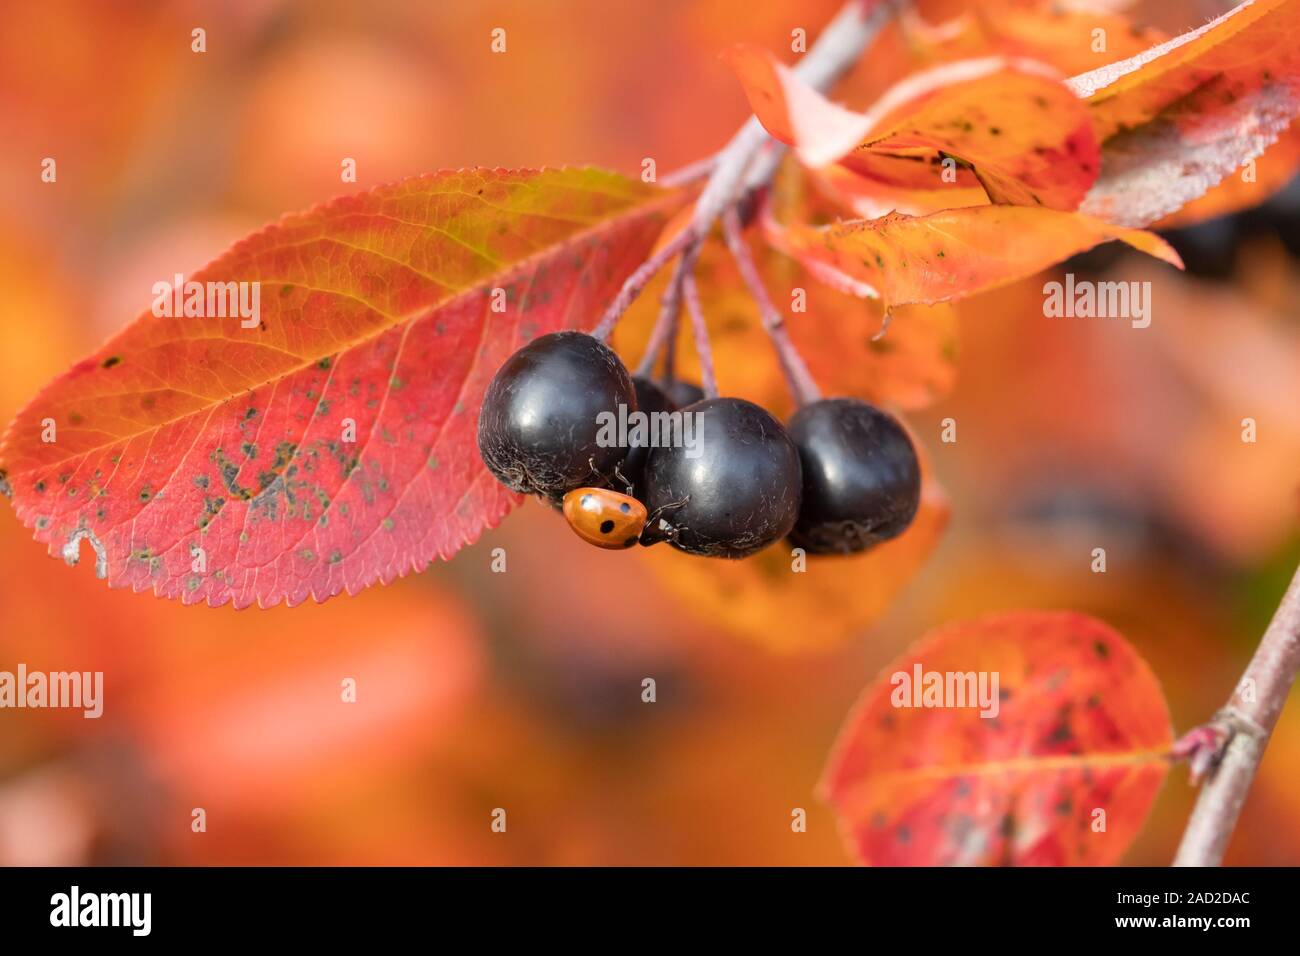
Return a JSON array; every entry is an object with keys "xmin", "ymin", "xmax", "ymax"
[
  {"xmin": 821, "ymin": 611, "xmax": 1174, "ymax": 866},
  {"xmin": 723, "ymin": 46, "xmax": 1099, "ymax": 210},
  {"xmin": 764, "ymin": 205, "xmax": 1182, "ymax": 309},
  {"xmin": 0, "ymin": 168, "xmax": 683, "ymax": 607},
  {"xmin": 1072, "ymin": 0, "xmax": 1300, "ymax": 226}
]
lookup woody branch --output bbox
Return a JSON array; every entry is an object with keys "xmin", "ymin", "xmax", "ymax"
[
  {"xmin": 591, "ymin": 0, "xmax": 901, "ymax": 345},
  {"xmin": 1172, "ymin": 560, "xmax": 1300, "ymax": 865}
]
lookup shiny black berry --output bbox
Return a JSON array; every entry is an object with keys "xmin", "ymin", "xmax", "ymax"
[
  {"xmin": 477, "ymin": 331, "xmax": 635, "ymax": 503},
  {"xmin": 787, "ymin": 398, "xmax": 920, "ymax": 554},
  {"xmin": 663, "ymin": 380, "xmax": 705, "ymax": 408},
  {"xmin": 641, "ymin": 397, "xmax": 802, "ymax": 558},
  {"xmin": 622, "ymin": 376, "xmax": 678, "ymax": 498}
]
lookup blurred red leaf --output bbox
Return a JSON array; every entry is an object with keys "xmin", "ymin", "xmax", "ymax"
[
  {"xmin": 0, "ymin": 168, "xmax": 683, "ymax": 607},
  {"xmin": 822, "ymin": 611, "xmax": 1173, "ymax": 865}
]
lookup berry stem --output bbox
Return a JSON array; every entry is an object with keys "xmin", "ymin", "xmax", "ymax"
[
  {"xmin": 679, "ymin": 247, "xmax": 719, "ymax": 398},
  {"xmin": 722, "ymin": 208, "xmax": 823, "ymax": 406},
  {"xmin": 634, "ymin": 251, "xmax": 691, "ymax": 379},
  {"xmin": 660, "ymin": 156, "xmax": 717, "ymax": 189},
  {"xmin": 1172, "ymin": 560, "xmax": 1300, "ymax": 865},
  {"xmin": 662, "ymin": 293, "xmax": 681, "ymax": 387},
  {"xmin": 591, "ymin": 226, "xmax": 697, "ymax": 342},
  {"xmin": 592, "ymin": 0, "xmax": 894, "ymax": 344}
]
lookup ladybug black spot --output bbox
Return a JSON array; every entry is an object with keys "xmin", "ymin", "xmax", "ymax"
[
  {"xmin": 599, "ymin": 519, "xmax": 615, "ymax": 534},
  {"xmin": 619, "ymin": 502, "xmax": 631, "ymax": 514}
]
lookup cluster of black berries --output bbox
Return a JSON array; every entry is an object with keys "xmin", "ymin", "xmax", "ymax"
[{"xmin": 477, "ymin": 331, "xmax": 921, "ymax": 558}]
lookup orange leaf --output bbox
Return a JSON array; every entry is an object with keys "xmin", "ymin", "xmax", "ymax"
[
  {"xmin": 968, "ymin": 9, "xmax": 1166, "ymax": 78},
  {"xmin": 821, "ymin": 611, "xmax": 1173, "ymax": 865},
  {"xmin": 766, "ymin": 205, "xmax": 1182, "ymax": 308},
  {"xmin": 723, "ymin": 46, "xmax": 1098, "ymax": 209},
  {"xmin": 807, "ymin": 163, "xmax": 989, "ymax": 219},
  {"xmin": 1069, "ymin": 0, "xmax": 1300, "ymax": 138},
  {"xmin": 613, "ymin": 233, "xmax": 959, "ymax": 415},
  {"xmin": 0, "ymin": 168, "xmax": 684, "ymax": 607},
  {"xmin": 848, "ymin": 59, "xmax": 1099, "ymax": 210},
  {"xmin": 1072, "ymin": 0, "xmax": 1300, "ymax": 226}
]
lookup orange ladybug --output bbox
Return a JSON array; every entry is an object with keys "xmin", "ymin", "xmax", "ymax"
[{"xmin": 562, "ymin": 487, "xmax": 647, "ymax": 549}]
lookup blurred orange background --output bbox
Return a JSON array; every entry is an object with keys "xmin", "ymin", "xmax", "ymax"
[{"xmin": 0, "ymin": 0, "xmax": 1297, "ymax": 865}]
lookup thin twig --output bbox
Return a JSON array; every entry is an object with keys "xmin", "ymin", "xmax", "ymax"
[
  {"xmin": 660, "ymin": 156, "xmax": 717, "ymax": 189},
  {"xmin": 635, "ymin": 252, "xmax": 691, "ymax": 378},
  {"xmin": 722, "ymin": 208, "xmax": 822, "ymax": 406},
  {"xmin": 662, "ymin": 295, "xmax": 681, "ymax": 387},
  {"xmin": 591, "ymin": 0, "xmax": 895, "ymax": 344},
  {"xmin": 679, "ymin": 248, "xmax": 718, "ymax": 399},
  {"xmin": 1173, "ymin": 561, "xmax": 1300, "ymax": 866},
  {"xmin": 689, "ymin": 1, "xmax": 895, "ymax": 240},
  {"xmin": 591, "ymin": 227, "xmax": 697, "ymax": 341}
]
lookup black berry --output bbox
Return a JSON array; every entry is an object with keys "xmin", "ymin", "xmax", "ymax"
[
  {"xmin": 622, "ymin": 376, "xmax": 678, "ymax": 498},
  {"xmin": 663, "ymin": 380, "xmax": 705, "ymax": 408},
  {"xmin": 477, "ymin": 331, "xmax": 635, "ymax": 503},
  {"xmin": 787, "ymin": 398, "xmax": 920, "ymax": 554},
  {"xmin": 641, "ymin": 397, "xmax": 802, "ymax": 558}
]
